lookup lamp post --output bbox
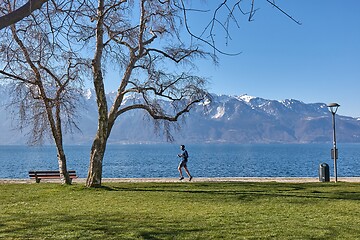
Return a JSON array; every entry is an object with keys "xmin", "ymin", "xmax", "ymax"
[{"xmin": 327, "ymin": 103, "xmax": 340, "ymax": 182}]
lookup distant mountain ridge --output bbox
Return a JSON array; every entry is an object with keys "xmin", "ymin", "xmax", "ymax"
[{"xmin": 1, "ymin": 86, "xmax": 360, "ymax": 145}]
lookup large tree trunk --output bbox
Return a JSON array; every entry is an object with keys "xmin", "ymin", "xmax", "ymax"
[
  {"xmin": 85, "ymin": 0, "xmax": 108, "ymax": 188},
  {"xmin": 56, "ymin": 146, "xmax": 71, "ymax": 184},
  {"xmin": 86, "ymin": 66, "xmax": 109, "ymax": 187},
  {"xmin": 54, "ymin": 101, "xmax": 71, "ymax": 184},
  {"xmin": 86, "ymin": 136, "xmax": 107, "ymax": 187},
  {"xmin": 85, "ymin": 74, "xmax": 109, "ymax": 187}
]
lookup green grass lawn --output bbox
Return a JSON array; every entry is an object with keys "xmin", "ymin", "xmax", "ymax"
[{"xmin": 1, "ymin": 181, "xmax": 360, "ymax": 239}]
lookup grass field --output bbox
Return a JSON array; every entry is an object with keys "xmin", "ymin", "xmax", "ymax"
[{"xmin": 1, "ymin": 181, "xmax": 360, "ymax": 239}]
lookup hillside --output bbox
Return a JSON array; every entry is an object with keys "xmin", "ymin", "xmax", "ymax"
[{"xmin": 1, "ymin": 87, "xmax": 360, "ymax": 144}]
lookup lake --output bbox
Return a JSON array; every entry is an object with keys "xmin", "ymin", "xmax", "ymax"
[{"xmin": 1, "ymin": 144, "xmax": 360, "ymax": 179}]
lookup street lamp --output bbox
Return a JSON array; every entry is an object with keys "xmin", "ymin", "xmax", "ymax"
[{"xmin": 327, "ymin": 103, "xmax": 340, "ymax": 182}]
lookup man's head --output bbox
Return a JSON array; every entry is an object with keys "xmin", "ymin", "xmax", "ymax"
[{"xmin": 180, "ymin": 145, "xmax": 185, "ymax": 150}]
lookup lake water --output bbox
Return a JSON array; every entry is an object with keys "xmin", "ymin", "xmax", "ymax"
[{"xmin": 1, "ymin": 144, "xmax": 360, "ymax": 179}]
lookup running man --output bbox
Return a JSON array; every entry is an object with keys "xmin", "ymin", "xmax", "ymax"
[{"xmin": 177, "ymin": 145, "xmax": 193, "ymax": 181}]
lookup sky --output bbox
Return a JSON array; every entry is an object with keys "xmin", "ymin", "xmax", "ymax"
[
  {"xmin": 184, "ymin": 0, "xmax": 360, "ymax": 118},
  {"xmin": 0, "ymin": 1, "xmax": 359, "ymax": 117},
  {"xmin": 99, "ymin": 1, "xmax": 359, "ymax": 117}
]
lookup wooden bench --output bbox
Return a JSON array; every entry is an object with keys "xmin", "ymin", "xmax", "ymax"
[{"xmin": 29, "ymin": 170, "xmax": 78, "ymax": 183}]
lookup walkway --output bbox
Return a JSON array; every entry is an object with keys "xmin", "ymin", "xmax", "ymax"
[{"xmin": 2, "ymin": 177, "xmax": 360, "ymax": 184}]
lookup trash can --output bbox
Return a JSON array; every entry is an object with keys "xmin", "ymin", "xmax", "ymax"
[{"xmin": 319, "ymin": 163, "xmax": 330, "ymax": 182}]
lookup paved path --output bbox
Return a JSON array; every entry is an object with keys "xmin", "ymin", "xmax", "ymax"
[
  {"xmin": 2, "ymin": 177, "xmax": 360, "ymax": 184},
  {"xmin": 80, "ymin": 177, "xmax": 360, "ymax": 183}
]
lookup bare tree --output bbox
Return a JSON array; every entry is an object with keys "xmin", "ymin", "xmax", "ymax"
[
  {"xmin": 0, "ymin": 0, "xmax": 86, "ymax": 184},
  {"xmin": 76, "ymin": 0, "xmax": 209, "ymax": 187},
  {"xmin": 53, "ymin": 0, "xmax": 299, "ymax": 187},
  {"xmin": 1, "ymin": 0, "xmax": 299, "ymax": 187}
]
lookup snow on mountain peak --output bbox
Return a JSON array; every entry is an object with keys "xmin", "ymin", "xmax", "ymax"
[
  {"xmin": 201, "ymin": 98, "xmax": 211, "ymax": 106},
  {"xmin": 212, "ymin": 106, "xmax": 225, "ymax": 119},
  {"xmin": 237, "ymin": 94, "xmax": 256, "ymax": 103},
  {"xmin": 281, "ymin": 99, "xmax": 303, "ymax": 107},
  {"xmin": 84, "ymin": 89, "xmax": 93, "ymax": 100}
]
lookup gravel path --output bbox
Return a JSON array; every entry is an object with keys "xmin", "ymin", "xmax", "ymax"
[{"xmin": 1, "ymin": 177, "xmax": 360, "ymax": 184}]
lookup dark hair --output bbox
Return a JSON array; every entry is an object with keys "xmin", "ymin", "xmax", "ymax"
[{"xmin": 181, "ymin": 145, "xmax": 185, "ymax": 149}]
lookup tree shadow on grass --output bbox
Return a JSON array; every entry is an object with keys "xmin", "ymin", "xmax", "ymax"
[
  {"xmin": 0, "ymin": 212, "xmax": 206, "ymax": 240},
  {"xmin": 96, "ymin": 182, "xmax": 360, "ymax": 201},
  {"xmin": 138, "ymin": 228, "xmax": 204, "ymax": 240}
]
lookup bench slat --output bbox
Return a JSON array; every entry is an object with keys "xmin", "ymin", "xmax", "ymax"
[
  {"xmin": 29, "ymin": 175, "xmax": 77, "ymax": 178},
  {"xmin": 29, "ymin": 170, "xmax": 77, "ymax": 174},
  {"xmin": 29, "ymin": 170, "xmax": 78, "ymax": 183}
]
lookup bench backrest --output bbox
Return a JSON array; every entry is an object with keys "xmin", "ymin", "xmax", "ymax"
[{"xmin": 29, "ymin": 170, "xmax": 77, "ymax": 178}]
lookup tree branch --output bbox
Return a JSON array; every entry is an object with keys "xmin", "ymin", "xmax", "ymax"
[
  {"xmin": 145, "ymin": 47, "xmax": 199, "ymax": 63},
  {"xmin": 179, "ymin": 0, "xmax": 240, "ymax": 56},
  {"xmin": 116, "ymin": 99, "xmax": 201, "ymax": 121},
  {"xmin": 265, "ymin": 0, "xmax": 302, "ymax": 25},
  {"xmin": 0, "ymin": 0, "xmax": 49, "ymax": 30},
  {"xmin": 0, "ymin": 70, "xmax": 33, "ymax": 84}
]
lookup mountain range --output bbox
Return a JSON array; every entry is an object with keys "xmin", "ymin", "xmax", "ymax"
[{"xmin": 1, "ymin": 86, "xmax": 360, "ymax": 145}]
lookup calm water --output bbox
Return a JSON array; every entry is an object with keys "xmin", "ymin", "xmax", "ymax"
[{"xmin": 1, "ymin": 144, "xmax": 360, "ymax": 179}]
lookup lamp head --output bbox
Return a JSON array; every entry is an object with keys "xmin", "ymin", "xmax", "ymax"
[{"xmin": 327, "ymin": 103, "xmax": 340, "ymax": 114}]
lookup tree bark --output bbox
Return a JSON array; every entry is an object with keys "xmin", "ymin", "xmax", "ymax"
[
  {"xmin": 86, "ymin": 0, "xmax": 107, "ymax": 188},
  {"xmin": 86, "ymin": 136, "xmax": 106, "ymax": 187},
  {"xmin": 85, "ymin": 73, "xmax": 108, "ymax": 187},
  {"xmin": 54, "ymin": 103, "xmax": 71, "ymax": 184},
  {"xmin": 56, "ymin": 145, "xmax": 71, "ymax": 184}
]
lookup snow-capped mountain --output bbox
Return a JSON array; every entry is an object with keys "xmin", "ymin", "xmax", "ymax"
[
  {"xmin": 1, "ymin": 87, "xmax": 360, "ymax": 145},
  {"xmin": 188, "ymin": 94, "xmax": 342, "ymax": 143}
]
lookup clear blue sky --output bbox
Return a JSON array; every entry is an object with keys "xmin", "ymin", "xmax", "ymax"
[
  {"xmin": 103, "ymin": 1, "xmax": 360, "ymax": 117},
  {"xmin": 187, "ymin": 0, "xmax": 360, "ymax": 117}
]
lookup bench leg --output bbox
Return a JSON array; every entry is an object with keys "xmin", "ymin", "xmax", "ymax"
[{"xmin": 35, "ymin": 178, "xmax": 40, "ymax": 183}]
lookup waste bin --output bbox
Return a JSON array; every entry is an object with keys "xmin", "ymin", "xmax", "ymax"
[{"xmin": 319, "ymin": 163, "xmax": 330, "ymax": 182}]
